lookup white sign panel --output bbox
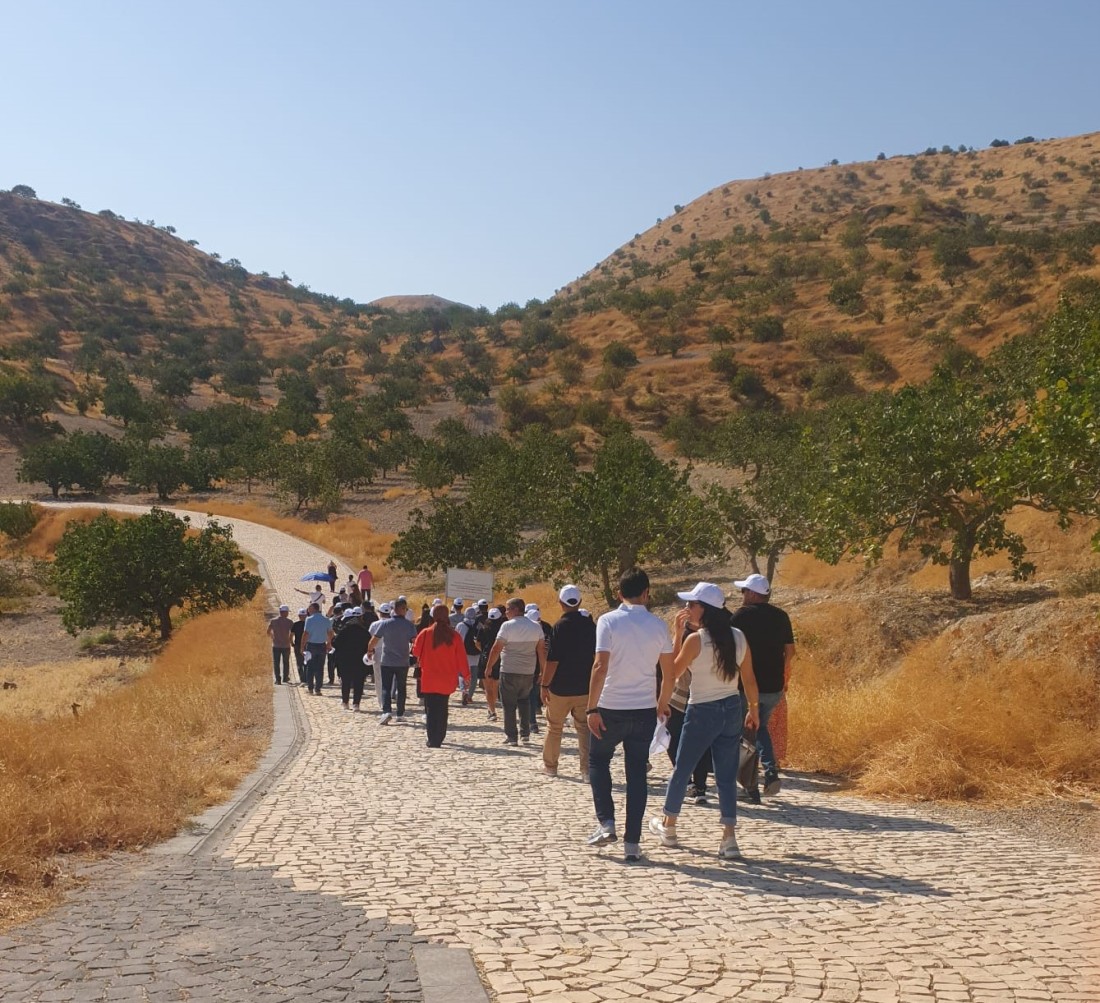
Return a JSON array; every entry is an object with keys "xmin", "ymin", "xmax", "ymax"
[{"xmin": 445, "ymin": 568, "xmax": 494, "ymax": 605}]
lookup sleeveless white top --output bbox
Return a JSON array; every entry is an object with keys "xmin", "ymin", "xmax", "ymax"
[{"xmin": 687, "ymin": 626, "xmax": 747, "ymax": 705}]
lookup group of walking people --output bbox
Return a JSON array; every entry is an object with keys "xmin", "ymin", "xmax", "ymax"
[{"xmin": 266, "ymin": 564, "xmax": 794, "ymax": 862}]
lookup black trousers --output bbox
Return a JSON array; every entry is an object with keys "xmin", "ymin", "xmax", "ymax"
[
  {"xmin": 341, "ymin": 667, "xmax": 367, "ymax": 706},
  {"xmin": 667, "ymin": 706, "xmax": 712, "ymax": 795},
  {"xmin": 423, "ymin": 693, "xmax": 450, "ymax": 747}
]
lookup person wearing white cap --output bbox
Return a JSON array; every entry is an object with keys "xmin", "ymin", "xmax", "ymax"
[
  {"xmin": 449, "ymin": 598, "xmax": 465, "ymax": 628},
  {"xmin": 291, "ymin": 609, "xmax": 308, "ymax": 684},
  {"xmin": 586, "ymin": 567, "xmax": 674, "ymax": 863},
  {"xmin": 331, "ymin": 607, "xmax": 371, "ymax": 711},
  {"xmin": 540, "ymin": 585, "xmax": 597, "ymax": 779},
  {"xmin": 650, "ymin": 582, "xmax": 760, "ymax": 861},
  {"xmin": 730, "ymin": 573, "xmax": 795, "ymax": 798},
  {"xmin": 267, "ymin": 604, "xmax": 295, "ymax": 685},
  {"xmin": 367, "ymin": 597, "xmax": 418, "ymax": 723},
  {"xmin": 455, "ymin": 605, "xmax": 483, "ymax": 705},
  {"xmin": 524, "ymin": 604, "xmax": 552, "ymax": 734},
  {"xmin": 477, "ymin": 606, "xmax": 505, "ymax": 720}
]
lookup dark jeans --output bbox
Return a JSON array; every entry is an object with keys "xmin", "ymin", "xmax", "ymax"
[
  {"xmin": 305, "ymin": 643, "xmax": 327, "ymax": 692},
  {"xmin": 327, "ymin": 650, "xmax": 338, "ymax": 684},
  {"xmin": 423, "ymin": 692, "xmax": 450, "ymax": 746},
  {"xmin": 341, "ymin": 667, "xmax": 367, "ymax": 707},
  {"xmin": 272, "ymin": 647, "xmax": 290, "ymax": 683},
  {"xmin": 529, "ymin": 675, "xmax": 542, "ymax": 728},
  {"xmin": 380, "ymin": 665, "xmax": 408, "ymax": 716},
  {"xmin": 666, "ymin": 706, "xmax": 712, "ymax": 795},
  {"xmin": 293, "ymin": 647, "xmax": 305, "ymax": 682},
  {"xmin": 589, "ymin": 707, "xmax": 657, "ymax": 844},
  {"xmin": 756, "ymin": 691, "xmax": 784, "ymax": 775},
  {"xmin": 500, "ymin": 673, "xmax": 534, "ymax": 742}
]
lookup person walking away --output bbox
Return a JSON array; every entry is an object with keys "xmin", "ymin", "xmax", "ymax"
[
  {"xmin": 650, "ymin": 582, "xmax": 760, "ymax": 860},
  {"xmin": 412, "ymin": 605, "xmax": 470, "ymax": 747},
  {"xmin": 448, "ymin": 598, "xmax": 465, "ymax": 627},
  {"xmin": 417, "ymin": 603, "xmax": 432, "ymax": 630},
  {"xmin": 478, "ymin": 607, "xmax": 504, "ymax": 721},
  {"xmin": 541, "ymin": 585, "xmax": 596, "ymax": 779},
  {"xmin": 456, "ymin": 606, "xmax": 482, "ymax": 705},
  {"xmin": 291, "ymin": 608, "xmax": 307, "ymax": 684},
  {"xmin": 327, "ymin": 603, "xmax": 349, "ymax": 685},
  {"xmin": 357, "ymin": 564, "xmax": 374, "ymax": 602},
  {"xmin": 730, "ymin": 573, "xmax": 795, "ymax": 798},
  {"xmin": 327, "ymin": 559, "xmax": 338, "ymax": 593},
  {"xmin": 586, "ymin": 567, "xmax": 673, "ymax": 863},
  {"xmin": 485, "ymin": 598, "xmax": 545, "ymax": 746},
  {"xmin": 302, "ymin": 602, "xmax": 334, "ymax": 695},
  {"xmin": 332, "ymin": 607, "xmax": 371, "ymax": 711},
  {"xmin": 368, "ymin": 597, "xmax": 418, "ymax": 724},
  {"xmin": 665, "ymin": 670, "xmax": 713, "ymax": 805},
  {"xmin": 524, "ymin": 605, "xmax": 552, "ymax": 734},
  {"xmin": 267, "ymin": 604, "xmax": 295, "ymax": 685}
]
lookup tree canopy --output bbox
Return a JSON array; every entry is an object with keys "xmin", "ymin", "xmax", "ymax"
[{"xmin": 53, "ymin": 508, "xmax": 261, "ymax": 639}]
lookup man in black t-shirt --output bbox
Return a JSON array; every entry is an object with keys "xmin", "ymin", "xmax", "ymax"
[
  {"xmin": 730, "ymin": 573, "xmax": 795, "ymax": 797},
  {"xmin": 540, "ymin": 585, "xmax": 597, "ymax": 780}
]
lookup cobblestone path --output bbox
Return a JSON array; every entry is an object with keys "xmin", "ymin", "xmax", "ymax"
[{"xmin": 3, "ymin": 504, "xmax": 1098, "ymax": 1002}]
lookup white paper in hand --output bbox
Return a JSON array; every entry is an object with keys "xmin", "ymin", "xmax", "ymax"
[{"xmin": 649, "ymin": 718, "xmax": 671, "ymax": 757}]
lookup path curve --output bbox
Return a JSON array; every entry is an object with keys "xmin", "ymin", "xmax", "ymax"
[{"xmin": 6, "ymin": 502, "xmax": 1100, "ymax": 1002}]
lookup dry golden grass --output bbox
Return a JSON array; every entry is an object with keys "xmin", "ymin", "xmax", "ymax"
[
  {"xmin": 789, "ymin": 597, "xmax": 1100, "ymax": 802},
  {"xmin": 0, "ymin": 657, "xmax": 149, "ymax": 720},
  {"xmin": 0, "ymin": 601, "xmax": 271, "ymax": 927},
  {"xmin": 19, "ymin": 506, "xmax": 131, "ymax": 560}
]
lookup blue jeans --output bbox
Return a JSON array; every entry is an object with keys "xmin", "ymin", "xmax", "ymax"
[
  {"xmin": 305, "ymin": 643, "xmax": 327, "ymax": 691},
  {"xmin": 272, "ymin": 647, "xmax": 289, "ymax": 682},
  {"xmin": 756, "ymin": 691, "xmax": 784, "ymax": 775},
  {"xmin": 589, "ymin": 707, "xmax": 657, "ymax": 844},
  {"xmin": 663, "ymin": 694, "xmax": 743, "ymax": 826},
  {"xmin": 380, "ymin": 665, "xmax": 408, "ymax": 716}
]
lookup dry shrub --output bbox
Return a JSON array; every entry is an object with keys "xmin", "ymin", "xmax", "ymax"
[
  {"xmin": 790, "ymin": 601, "xmax": 1100, "ymax": 802},
  {"xmin": 196, "ymin": 501, "xmax": 393, "ymax": 583},
  {"xmin": 0, "ymin": 602, "xmax": 271, "ymax": 923}
]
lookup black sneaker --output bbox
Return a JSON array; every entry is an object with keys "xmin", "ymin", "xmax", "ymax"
[
  {"xmin": 763, "ymin": 771, "xmax": 781, "ymax": 796},
  {"xmin": 693, "ymin": 793, "xmax": 709, "ymax": 806},
  {"xmin": 747, "ymin": 787, "xmax": 762, "ymax": 805}
]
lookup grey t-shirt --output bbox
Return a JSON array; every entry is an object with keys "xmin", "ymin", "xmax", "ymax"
[
  {"xmin": 496, "ymin": 616, "xmax": 544, "ymax": 675},
  {"xmin": 371, "ymin": 615, "xmax": 418, "ymax": 667}
]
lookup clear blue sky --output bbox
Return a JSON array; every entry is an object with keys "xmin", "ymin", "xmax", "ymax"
[{"xmin": 4, "ymin": 1, "xmax": 1097, "ymax": 310}]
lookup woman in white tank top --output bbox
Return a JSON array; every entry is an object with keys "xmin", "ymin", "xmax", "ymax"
[{"xmin": 652, "ymin": 582, "xmax": 761, "ymax": 860}]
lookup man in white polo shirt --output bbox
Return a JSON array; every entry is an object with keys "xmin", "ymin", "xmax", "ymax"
[{"xmin": 586, "ymin": 567, "xmax": 674, "ymax": 862}]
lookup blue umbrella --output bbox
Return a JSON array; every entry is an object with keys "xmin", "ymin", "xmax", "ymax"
[{"xmin": 300, "ymin": 571, "xmax": 332, "ymax": 582}]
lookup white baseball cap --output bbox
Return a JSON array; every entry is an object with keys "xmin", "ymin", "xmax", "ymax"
[
  {"xmin": 351, "ymin": 607, "xmax": 363, "ymax": 616},
  {"xmin": 297, "ymin": 608, "xmax": 307, "ymax": 616},
  {"xmin": 676, "ymin": 582, "xmax": 727, "ymax": 608},
  {"xmin": 558, "ymin": 584, "xmax": 581, "ymax": 606},
  {"xmin": 378, "ymin": 602, "xmax": 392, "ymax": 614},
  {"xmin": 278, "ymin": 604, "xmax": 289, "ymax": 612},
  {"xmin": 525, "ymin": 606, "xmax": 541, "ymax": 621},
  {"xmin": 579, "ymin": 608, "xmax": 591, "ymax": 618},
  {"xmin": 341, "ymin": 608, "xmax": 356, "ymax": 619},
  {"xmin": 733, "ymin": 573, "xmax": 771, "ymax": 596},
  {"xmin": 431, "ymin": 597, "xmax": 443, "ymax": 607},
  {"xmin": 453, "ymin": 597, "xmax": 464, "ymax": 607},
  {"xmin": 487, "ymin": 607, "xmax": 502, "ymax": 620}
]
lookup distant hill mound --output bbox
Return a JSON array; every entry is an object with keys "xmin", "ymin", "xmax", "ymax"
[{"xmin": 369, "ymin": 294, "xmax": 469, "ymax": 313}]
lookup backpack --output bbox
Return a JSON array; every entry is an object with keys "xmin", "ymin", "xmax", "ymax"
[{"xmin": 462, "ymin": 619, "xmax": 480, "ymax": 656}]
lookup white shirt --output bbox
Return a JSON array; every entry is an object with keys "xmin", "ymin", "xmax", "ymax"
[
  {"xmin": 496, "ymin": 615, "xmax": 544, "ymax": 675},
  {"xmin": 687, "ymin": 627, "xmax": 747, "ymax": 705},
  {"xmin": 594, "ymin": 602, "xmax": 673, "ymax": 710}
]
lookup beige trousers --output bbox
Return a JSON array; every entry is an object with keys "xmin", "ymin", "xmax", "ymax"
[{"xmin": 543, "ymin": 691, "xmax": 590, "ymax": 775}]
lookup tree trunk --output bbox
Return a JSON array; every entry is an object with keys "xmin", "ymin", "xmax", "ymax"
[
  {"xmin": 158, "ymin": 607, "xmax": 173, "ymax": 639},
  {"xmin": 600, "ymin": 564, "xmax": 614, "ymax": 608},
  {"xmin": 766, "ymin": 549, "xmax": 780, "ymax": 583},
  {"xmin": 748, "ymin": 553, "xmax": 762, "ymax": 575},
  {"xmin": 948, "ymin": 556, "xmax": 972, "ymax": 600},
  {"xmin": 948, "ymin": 525, "xmax": 977, "ymax": 600}
]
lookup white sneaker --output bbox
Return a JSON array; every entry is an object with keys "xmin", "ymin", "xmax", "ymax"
[
  {"xmin": 648, "ymin": 816, "xmax": 678, "ymax": 847},
  {"xmin": 395, "ymin": 714, "xmax": 406, "ymax": 722},
  {"xmin": 718, "ymin": 833, "xmax": 742, "ymax": 860},
  {"xmin": 379, "ymin": 712, "xmax": 392, "ymax": 725}
]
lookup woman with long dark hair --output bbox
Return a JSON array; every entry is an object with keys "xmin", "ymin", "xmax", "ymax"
[
  {"xmin": 652, "ymin": 582, "xmax": 760, "ymax": 860},
  {"xmin": 411, "ymin": 604, "xmax": 470, "ymax": 747}
]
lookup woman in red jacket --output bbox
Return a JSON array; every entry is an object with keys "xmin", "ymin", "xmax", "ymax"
[{"xmin": 412, "ymin": 604, "xmax": 470, "ymax": 747}]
